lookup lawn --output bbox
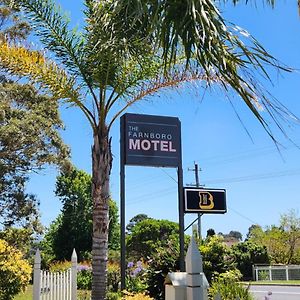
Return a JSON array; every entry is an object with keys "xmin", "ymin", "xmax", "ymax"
[
  {"xmin": 14, "ymin": 286, "xmax": 91, "ymax": 300},
  {"xmin": 14, "ymin": 286, "xmax": 32, "ymax": 300}
]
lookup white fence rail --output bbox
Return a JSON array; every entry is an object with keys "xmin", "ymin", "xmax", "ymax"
[
  {"xmin": 253, "ymin": 265, "xmax": 300, "ymax": 281},
  {"xmin": 33, "ymin": 249, "xmax": 77, "ymax": 300}
]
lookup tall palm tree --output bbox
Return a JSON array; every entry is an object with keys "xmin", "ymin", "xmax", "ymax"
[{"xmin": 0, "ymin": 0, "xmax": 297, "ymax": 298}]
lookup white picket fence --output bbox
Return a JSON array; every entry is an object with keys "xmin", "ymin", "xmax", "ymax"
[{"xmin": 33, "ymin": 249, "xmax": 77, "ymax": 300}]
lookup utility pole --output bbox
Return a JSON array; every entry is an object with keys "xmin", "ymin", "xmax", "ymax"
[{"xmin": 188, "ymin": 162, "xmax": 203, "ymax": 241}]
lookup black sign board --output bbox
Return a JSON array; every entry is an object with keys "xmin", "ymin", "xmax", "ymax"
[
  {"xmin": 120, "ymin": 113, "xmax": 181, "ymax": 167},
  {"xmin": 184, "ymin": 188, "xmax": 226, "ymax": 214}
]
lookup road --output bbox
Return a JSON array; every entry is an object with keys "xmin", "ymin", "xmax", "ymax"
[{"xmin": 249, "ymin": 285, "xmax": 300, "ymax": 300}]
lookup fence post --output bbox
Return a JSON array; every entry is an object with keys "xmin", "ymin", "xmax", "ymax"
[
  {"xmin": 71, "ymin": 249, "xmax": 77, "ymax": 300},
  {"xmin": 33, "ymin": 249, "xmax": 41, "ymax": 300},
  {"xmin": 186, "ymin": 237, "xmax": 204, "ymax": 300},
  {"xmin": 286, "ymin": 265, "xmax": 289, "ymax": 281}
]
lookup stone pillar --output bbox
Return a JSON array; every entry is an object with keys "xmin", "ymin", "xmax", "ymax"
[
  {"xmin": 71, "ymin": 248, "xmax": 77, "ymax": 300},
  {"xmin": 33, "ymin": 249, "xmax": 41, "ymax": 300},
  {"xmin": 186, "ymin": 237, "xmax": 204, "ymax": 300}
]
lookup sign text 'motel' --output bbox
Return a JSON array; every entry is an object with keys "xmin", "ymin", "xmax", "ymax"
[
  {"xmin": 121, "ymin": 113, "xmax": 181, "ymax": 167},
  {"xmin": 184, "ymin": 188, "xmax": 227, "ymax": 214}
]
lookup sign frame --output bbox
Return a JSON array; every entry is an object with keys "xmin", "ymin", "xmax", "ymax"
[
  {"xmin": 120, "ymin": 113, "xmax": 181, "ymax": 168},
  {"xmin": 184, "ymin": 187, "xmax": 227, "ymax": 214},
  {"xmin": 120, "ymin": 113, "xmax": 185, "ymax": 289}
]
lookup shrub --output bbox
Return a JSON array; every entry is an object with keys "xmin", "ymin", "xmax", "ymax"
[
  {"xmin": 0, "ymin": 239, "xmax": 32, "ymax": 300},
  {"xmin": 126, "ymin": 261, "xmax": 148, "ymax": 293},
  {"xmin": 108, "ymin": 262, "xmax": 121, "ymax": 292},
  {"xmin": 49, "ymin": 260, "xmax": 92, "ymax": 290},
  {"xmin": 146, "ymin": 237, "xmax": 180, "ymax": 300},
  {"xmin": 49, "ymin": 260, "xmax": 71, "ymax": 272},
  {"xmin": 77, "ymin": 264, "xmax": 92, "ymax": 290},
  {"xmin": 209, "ymin": 270, "xmax": 254, "ymax": 300},
  {"xmin": 123, "ymin": 291, "xmax": 154, "ymax": 299}
]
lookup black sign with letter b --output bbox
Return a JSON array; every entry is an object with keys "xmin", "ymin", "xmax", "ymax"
[{"xmin": 184, "ymin": 188, "xmax": 226, "ymax": 214}]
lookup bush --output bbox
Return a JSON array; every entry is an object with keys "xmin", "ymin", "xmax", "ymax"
[
  {"xmin": 126, "ymin": 261, "xmax": 148, "ymax": 293},
  {"xmin": 49, "ymin": 260, "xmax": 71, "ymax": 272},
  {"xmin": 209, "ymin": 270, "xmax": 254, "ymax": 300},
  {"xmin": 49, "ymin": 260, "xmax": 92, "ymax": 290},
  {"xmin": 108, "ymin": 262, "xmax": 121, "ymax": 292},
  {"xmin": 0, "ymin": 239, "xmax": 32, "ymax": 300},
  {"xmin": 77, "ymin": 264, "xmax": 92, "ymax": 290},
  {"xmin": 146, "ymin": 237, "xmax": 180, "ymax": 300},
  {"xmin": 123, "ymin": 291, "xmax": 154, "ymax": 299}
]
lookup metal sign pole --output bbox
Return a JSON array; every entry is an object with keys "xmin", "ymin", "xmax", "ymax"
[
  {"xmin": 120, "ymin": 118, "xmax": 126, "ymax": 290},
  {"xmin": 178, "ymin": 165, "xmax": 185, "ymax": 272}
]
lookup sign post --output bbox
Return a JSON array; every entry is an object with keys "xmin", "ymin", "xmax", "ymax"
[{"xmin": 120, "ymin": 113, "xmax": 184, "ymax": 289}]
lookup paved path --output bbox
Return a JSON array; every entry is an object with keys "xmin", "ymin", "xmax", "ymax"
[{"xmin": 249, "ymin": 285, "xmax": 300, "ymax": 300}]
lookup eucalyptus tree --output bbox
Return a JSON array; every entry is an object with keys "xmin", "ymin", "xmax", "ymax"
[
  {"xmin": 0, "ymin": 0, "xmax": 297, "ymax": 298},
  {"xmin": 0, "ymin": 1, "xmax": 69, "ymax": 229}
]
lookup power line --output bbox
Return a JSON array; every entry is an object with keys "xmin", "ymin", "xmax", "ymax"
[{"xmin": 204, "ymin": 168, "xmax": 300, "ymax": 185}]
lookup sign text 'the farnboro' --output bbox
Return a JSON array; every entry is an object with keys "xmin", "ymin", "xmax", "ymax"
[{"xmin": 128, "ymin": 125, "xmax": 177, "ymax": 152}]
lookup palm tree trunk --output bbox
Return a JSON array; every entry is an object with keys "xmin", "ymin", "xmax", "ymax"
[{"xmin": 91, "ymin": 125, "xmax": 112, "ymax": 300}]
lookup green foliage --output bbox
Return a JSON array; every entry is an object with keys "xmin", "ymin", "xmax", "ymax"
[
  {"xmin": 126, "ymin": 261, "xmax": 148, "ymax": 293},
  {"xmin": 201, "ymin": 235, "xmax": 235, "ymax": 282},
  {"xmin": 48, "ymin": 260, "xmax": 71, "ymax": 272},
  {"xmin": 0, "ymin": 2, "xmax": 70, "ymax": 228},
  {"xmin": 0, "ymin": 227, "xmax": 35, "ymax": 257},
  {"xmin": 126, "ymin": 214, "xmax": 151, "ymax": 234},
  {"xmin": 126, "ymin": 219, "xmax": 179, "ymax": 260},
  {"xmin": 232, "ymin": 240, "xmax": 270, "ymax": 280},
  {"xmin": 209, "ymin": 270, "xmax": 254, "ymax": 300},
  {"xmin": 107, "ymin": 262, "xmax": 121, "ymax": 293},
  {"xmin": 248, "ymin": 210, "xmax": 300, "ymax": 264},
  {"xmin": 77, "ymin": 266, "xmax": 92, "ymax": 290},
  {"xmin": 41, "ymin": 168, "xmax": 120, "ymax": 263},
  {"xmin": 0, "ymin": 239, "xmax": 32, "ymax": 300},
  {"xmin": 146, "ymin": 238, "xmax": 180, "ymax": 300},
  {"xmin": 0, "ymin": 1, "xmax": 30, "ymax": 43},
  {"xmin": 0, "ymin": 80, "xmax": 69, "ymax": 228}
]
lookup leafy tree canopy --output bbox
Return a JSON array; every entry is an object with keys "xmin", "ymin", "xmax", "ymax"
[
  {"xmin": 126, "ymin": 218, "xmax": 179, "ymax": 260},
  {"xmin": 41, "ymin": 168, "xmax": 120, "ymax": 263},
  {"xmin": 248, "ymin": 210, "xmax": 300, "ymax": 264},
  {"xmin": 0, "ymin": 2, "xmax": 70, "ymax": 228},
  {"xmin": 231, "ymin": 240, "xmax": 270, "ymax": 280},
  {"xmin": 126, "ymin": 214, "xmax": 151, "ymax": 234}
]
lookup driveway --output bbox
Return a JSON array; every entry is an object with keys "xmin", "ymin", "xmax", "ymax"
[{"xmin": 249, "ymin": 284, "xmax": 300, "ymax": 300}]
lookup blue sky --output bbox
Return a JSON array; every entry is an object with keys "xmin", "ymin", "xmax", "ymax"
[{"xmin": 27, "ymin": 1, "xmax": 300, "ymax": 239}]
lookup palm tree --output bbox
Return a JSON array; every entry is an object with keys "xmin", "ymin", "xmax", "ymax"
[{"xmin": 0, "ymin": 0, "xmax": 298, "ymax": 298}]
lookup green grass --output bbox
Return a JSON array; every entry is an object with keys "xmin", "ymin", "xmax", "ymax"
[
  {"xmin": 14, "ymin": 285, "xmax": 32, "ymax": 300},
  {"xmin": 14, "ymin": 286, "xmax": 91, "ymax": 300}
]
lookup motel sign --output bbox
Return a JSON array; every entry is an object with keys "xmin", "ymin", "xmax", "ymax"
[{"xmin": 120, "ymin": 113, "xmax": 181, "ymax": 167}]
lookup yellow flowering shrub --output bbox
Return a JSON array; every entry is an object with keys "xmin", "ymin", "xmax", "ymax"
[
  {"xmin": 123, "ymin": 291, "xmax": 154, "ymax": 300},
  {"xmin": 0, "ymin": 239, "xmax": 32, "ymax": 300}
]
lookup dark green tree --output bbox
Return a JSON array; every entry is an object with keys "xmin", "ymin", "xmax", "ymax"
[
  {"xmin": 232, "ymin": 240, "xmax": 270, "ymax": 280},
  {"xmin": 207, "ymin": 228, "xmax": 216, "ymax": 238},
  {"xmin": 200, "ymin": 235, "xmax": 236, "ymax": 282},
  {"xmin": 126, "ymin": 218, "xmax": 179, "ymax": 260},
  {"xmin": 42, "ymin": 168, "xmax": 119, "ymax": 262},
  {"xmin": 126, "ymin": 214, "xmax": 151, "ymax": 234},
  {"xmin": 0, "ymin": 2, "xmax": 69, "ymax": 228}
]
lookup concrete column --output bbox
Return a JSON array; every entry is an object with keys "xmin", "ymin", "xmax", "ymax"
[
  {"xmin": 71, "ymin": 249, "xmax": 77, "ymax": 300},
  {"xmin": 186, "ymin": 237, "xmax": 206, "ymax": 300},
  {"xmin": 33, "ymin": 249, "xmax": 41, "ymax": 300}
]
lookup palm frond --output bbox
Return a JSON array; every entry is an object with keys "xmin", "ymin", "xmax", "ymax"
[
  {"xmin": 0, "ymin": 42, "xmax": 97, "ymax": 128},
  {"xmin": 17, "ymin": 0, "xmax": 87, "ymax": 80}
]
